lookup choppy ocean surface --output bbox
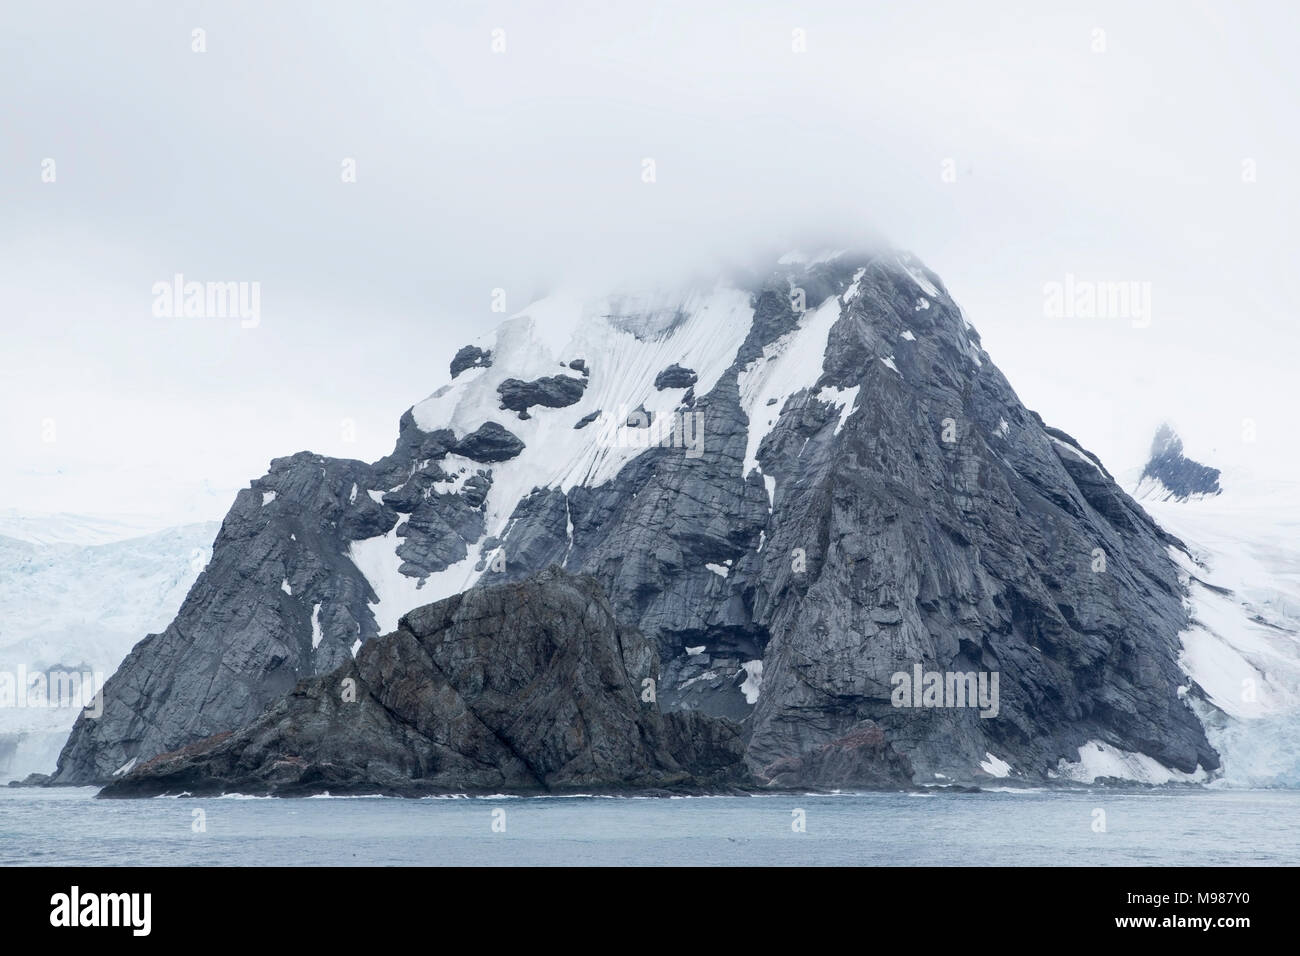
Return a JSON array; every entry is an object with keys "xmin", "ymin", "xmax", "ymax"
[{"xmin": 2, "ymin": 787, "xmax": 1296, "ymax": 866}]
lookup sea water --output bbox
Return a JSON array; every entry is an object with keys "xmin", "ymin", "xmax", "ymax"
[{"xmin": 1, "ymin": 786, "xmax": 1295, "ymax": 866}]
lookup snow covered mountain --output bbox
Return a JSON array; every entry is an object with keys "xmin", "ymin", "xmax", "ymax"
[
  {"xmin": 0, "ymin": 509, "xmax": 181, "ymax": 547},
  {"xmin": 54, "ymin": 249, "xmax": 1228, "ymax": 789},
  {"xmin": 0, "ymin": 516, "xmax": 218, "ymax": 781}
]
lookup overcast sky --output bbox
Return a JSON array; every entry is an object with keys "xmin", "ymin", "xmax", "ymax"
[{"xmin": 3, "ymin": 0, "xmax": 1296, "ymax": 522}]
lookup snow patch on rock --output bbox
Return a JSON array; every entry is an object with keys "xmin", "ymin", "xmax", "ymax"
[
  {"xmin": 739, "ymin": 660, "xmax": 764, "ymax": 705},
  {"xmin": 1057, "ymin": 741, "xmax": 1208, "ymax": 784}
]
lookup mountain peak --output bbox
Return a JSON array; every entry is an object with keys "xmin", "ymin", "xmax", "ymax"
[
  {"xmin": 1150, "ymin": 422, "xmax": 1183, "ymax": 459},
  {"xmin": 53, "ymin": 247, "xmax": 1220, "ymax": 790},
  {"xmin": 1136, "ymin": 423, "xmax": 1222, "ymax": 501}
]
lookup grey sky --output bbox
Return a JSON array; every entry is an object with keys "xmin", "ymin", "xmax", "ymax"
[{"xmin": 3, "ymin": 0, "xmax": 1296, "ymax": 520}]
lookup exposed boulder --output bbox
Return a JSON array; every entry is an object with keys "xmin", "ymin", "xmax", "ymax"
[
  {"xmin": 654, "ymin": 364, "xmax": 698, "ymax": 389},
  {"xmin": 453, "ymin": 421, "xmax": 525, "ymax": 463},
  {"xmin": 449, "ymin": 345, "xmax": 492, "ymax": 378},
  {"xmin": 497, "ymin": 375, "xmax": 586, "ymax": 416}
]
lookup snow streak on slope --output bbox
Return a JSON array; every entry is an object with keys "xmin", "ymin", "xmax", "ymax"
[
  {"xmin": 737, "ymin": 291, "xmax": 848, "ymax": 482},
  {"xmin": 1138, "ymin": 473, "xmax": 1300, "ymax": 787},
  {"xmin": 1134, "ymin": 475, "xmax": 1218, "ymax": 502},
  {"xmin": 1056, "ymin": 740, "xmax": 1209, "ymax": 785},
  {"xmin": 346, "ymin": 523, "xmax": 480, "ymax": 635},
  {"xmin": 407, "ymin": 284, "xmax": 755, "ymax": 544},
  {"xmin": 334, "ymin": 283, "xmax": 764, "ymax": 625}
]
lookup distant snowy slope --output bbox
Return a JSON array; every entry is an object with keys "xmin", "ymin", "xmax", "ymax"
[
  {"xmin": 1137, "ymin": 472, "xmax": 1300, "ymax": 787},
  {"xmin": 0, "ymin": 517, "xmax": 219, "ymax": 781},
  {"xmin": 0, "ymin": 509, "xmax": 180, "ymax": 547}
]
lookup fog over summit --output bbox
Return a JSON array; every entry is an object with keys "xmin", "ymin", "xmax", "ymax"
[{"xmin": 3, "ymin": 2, "xmax": 1298, "ymax": 524}]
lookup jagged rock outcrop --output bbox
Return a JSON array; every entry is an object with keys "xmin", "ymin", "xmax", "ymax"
[
  {"xmin": 452, "ymin": 421, "xmax": 525, "ymax": 462},
  {"xmin": 1135, "ymin": 424, "xmax": 1222, "ymax": 501},
  {"xmin": 98, "ymin": 570, "xmax": 749, "ymax": 797},
  {"xmin": 54, "ymin": 417, "xmax": 501, "ymax": 784},
  {"xmin": 654, "ymin": 364, "xmax": 698, "ymax": 389},
  {"xmin": 449, "ymin": 345, "xmax": 492, "ymax": 378},
  {"xmin": 496, "ymin": 374, "xmax": 586, "ymax": 417},
  {"xmin": 55, "ymin": 248, "xmax": 1221, "ymax": 790}
]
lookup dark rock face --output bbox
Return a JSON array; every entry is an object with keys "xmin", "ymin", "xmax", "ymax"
[
  {"xmin": 497, "ymin": 375, "xmax": 586, "ymax": 416},
  {"xmin": 53, "ymin": 452, "xmax": 387, "ymax": 784},
  {"xmin": 654, "ymin": 364, "xmax": 698, "ymax": 390},
  {"xmin": 98, "ymin": 570, "xmax": 749, "ymax": 797},
  {"xmin": 449, "ymin": 345, "xmax": 492, "ymax": 378},
  {"xmin": 1139, "ymin": 424, "xmax": 1222, "ymax": 500},
  {"xmin": 757, "ymin": 721, "xmax": 913, "ymax": 789},
  {"xmin": 453, "ymin": 421, "xmax": 525, "ymax": 462},
  {"xmin": 574, "ymin": 410, "xmax": 601, "ymax": 430},
  {"xmin": 53, "ymin": 412, "xmax": 505, "ymax": 784},
  {"xmin": 735, "ymin": 261, "xmax": 1216, "ymax": 782},
  {"xmin": 491, "ymin": 253, "xmax": 1219, "ymax": 786}
]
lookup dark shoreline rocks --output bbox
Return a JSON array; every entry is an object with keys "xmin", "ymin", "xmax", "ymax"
[
  {"xmin": 755, "ymin": 721, "xmax": 914, "ymax": 790},
  {"xmin": 7, "ymin": 772, "xmax": 52, "ymax": 788},
  {"xmin": 98, "ymin": 569, "xmax": 753, "ymax": 798}
]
